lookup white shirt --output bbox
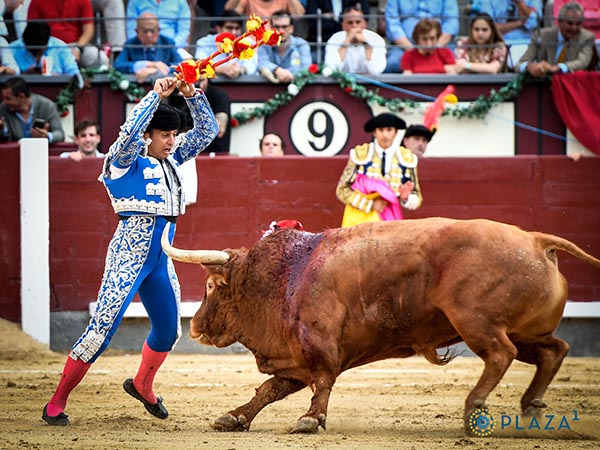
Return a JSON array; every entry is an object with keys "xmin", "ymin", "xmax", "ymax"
[{"xmin": 324, "ymin": 29, "xmax": 387, "ymax": 75}]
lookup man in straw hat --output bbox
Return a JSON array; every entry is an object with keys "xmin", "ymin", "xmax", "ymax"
[{"xmin": 336, "ymin": 112, "xmax": 423, "ymax": 228}]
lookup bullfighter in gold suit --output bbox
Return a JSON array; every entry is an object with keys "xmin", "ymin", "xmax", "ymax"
[{"xmin": 336, "ymin": 113, "xmax": 426, "ymax": 228}]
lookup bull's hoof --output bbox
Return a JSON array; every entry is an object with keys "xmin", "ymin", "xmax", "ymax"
[
  {"xmin": 473, "ymin": 399, "xmax": 487, "ymax": 409},
  {"xmin": 211, "ymin": 413, "xmax": 249, "ymax": 432},
  {"xmin": 464, "ymin": 403, "xmax": 494, "ymax": 437},
  {"xmin": 523, "ymin": 398, "xmax": 547, "ymax": 417},
  {"xmin": 290, "ymin": 416, "xmax": 320, "ymax": 434}
]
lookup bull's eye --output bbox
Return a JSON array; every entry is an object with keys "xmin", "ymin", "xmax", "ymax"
[{"xmin": 206, "ymin": 281, "xmax": 214, "ymax": 292}]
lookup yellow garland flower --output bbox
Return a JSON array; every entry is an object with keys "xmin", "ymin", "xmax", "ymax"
[
  {"xmin": 220, "ymin": 37, "xmax": 234, "ymax": 54},
  {"xmin": 233, "ymin": 37, "xmax": 253, "ymax": 58},
  {"xmin": 262, "ymin": 29, "xmax": 282, "ymax": 46},
  {"xmin": 246, "ymin": 14, "xmax": 263, "ymax": 31},
  {"xmin": 239, "ymin": 47, "xmax": 255, "ymax": 60},
  {"xmin": 200, "ymin": 64, "xmax": 216, "ymax": 79}
]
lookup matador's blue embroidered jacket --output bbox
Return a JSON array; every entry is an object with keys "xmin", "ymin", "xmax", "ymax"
[{"xmin": 99, "ymin": 89, "xmax": 218, "ymax": 216}]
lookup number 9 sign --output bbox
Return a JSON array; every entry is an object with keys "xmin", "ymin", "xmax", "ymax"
[{"xmin": 289, "ymin": 101, "xmax": 349, "ymax": 156}]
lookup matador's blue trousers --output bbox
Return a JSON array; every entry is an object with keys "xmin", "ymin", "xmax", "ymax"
[{"xmin": 72, "ymin": 216, "xmax": 181, "ymax": 363}]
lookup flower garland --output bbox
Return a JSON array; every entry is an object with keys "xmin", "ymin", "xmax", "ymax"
[
  {"xmin": 231, "ymin": 64, "xmax": 532, "ymax": 127},
  {"xmin": 55, "ymin": 66, "xmax": 146, "ymax": 116},
  {"xmin": 56, "ymin": 14, "xmax": 282, "ymax": 116},
  {"xmin": 173, "ymin": 14, "xmax": 282, "ymax": 82}
]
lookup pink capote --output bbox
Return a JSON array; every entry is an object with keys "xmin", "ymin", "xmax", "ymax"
[{"xmin": 351, "ymin": 173, "xmax": 403, "ymax": 221}]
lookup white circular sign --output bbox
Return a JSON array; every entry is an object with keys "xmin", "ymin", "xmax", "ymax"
[{"xmin": 289, "ymin": 101, "xmax": 349, "ymax": 156}]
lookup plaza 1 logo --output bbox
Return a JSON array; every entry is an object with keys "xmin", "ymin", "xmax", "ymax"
[{"xmin": 469, "ymin": 407, "xmax": 580, "ymax": 436}]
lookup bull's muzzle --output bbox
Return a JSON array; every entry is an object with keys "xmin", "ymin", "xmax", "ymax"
[{"xmin": 161, "ymin": 223, "xmax": 230, "ymax": 265}]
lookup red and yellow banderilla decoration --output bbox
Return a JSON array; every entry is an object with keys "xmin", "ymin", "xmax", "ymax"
[
  {"xmin": 174, "ymin": 15, "xmax": 282, "ymax": 83},
  {"xmin": 423, "ymin": 85, "xmax": 458, "ymax": 132}
]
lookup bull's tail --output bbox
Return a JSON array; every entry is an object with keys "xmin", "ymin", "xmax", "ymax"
[{"xmin": 532, "ymin": 232, "xmax": 600, "ymax": 269}]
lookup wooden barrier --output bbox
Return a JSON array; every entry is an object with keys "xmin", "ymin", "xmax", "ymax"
[{"xmin": 0, "ymin": 145, "xmax": 598, "ymax": 323}]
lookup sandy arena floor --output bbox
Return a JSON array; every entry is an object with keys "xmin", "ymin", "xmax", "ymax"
[{"xmin": 1, "ymin": 319, "xmax": 598, "ymax": 450}]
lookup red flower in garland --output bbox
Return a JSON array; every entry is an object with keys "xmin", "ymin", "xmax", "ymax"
[
  {"xmin": 60, "ymin": 110, "xmax": 69, "ymax": 118},
  {"xmin": 175, "ymin": 60, "xmax": 200, "ymax": 83},
  {"xmin": 262, "ymin": 28, "xmax": 282, "ymax": 46},
  {"xmin": 344, "ymin": 86, "xmax": 353, "ymax": 93},
  {"xmin": 215, "ymin": 32, "xmax": 236, "ymax": 53},
  {"xmin": 233, "ymin": 38, "xmax": 254, "ymax": 60},
  {"xmin": 197, "ymin": 59, "xmax": 216, "ymax": 79},
  {"xmin": 230, "ymin": 118, "xmax": 239, "ymax": 128},
  {"xmin": 308, "ymin": 64, "xmax": 319, "ymax": 74}
]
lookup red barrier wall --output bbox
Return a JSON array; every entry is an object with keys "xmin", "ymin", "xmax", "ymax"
[{"xmin": 1, "ymin": 147, "xmax": 599, "ymax": 323}]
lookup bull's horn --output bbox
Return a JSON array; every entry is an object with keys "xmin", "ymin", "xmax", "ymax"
[{"xmin": 161, "ymin": 223, "xmax": 229, "ymax": 265}]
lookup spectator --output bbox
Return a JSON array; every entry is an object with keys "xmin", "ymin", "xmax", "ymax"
[
  {"xmin": 27, "ymin": 0, "xmax": 109, "ymax": 68},
  {"xmin": 479, "ymin": 0, "xmax": 543, "ymax": 69},
  {"xmin": 305, "ymin": 0, "xmax": 371, "ymax": 60},
  {"xmin": 324, "ymin": 5, "xmax": 386, "ymax": 75},
  {"xmin": 258, "ymin": 10, "xmax": 311, "ymax": 83},
  {"xmin": 126, "ymin": 0, "xmax": 191, "ymax": 51},
  {"xmin": 385, "ymin": 0, "xmax": 459, "ymax": 73},
  {"xmin": 455, "ymin": 13, "xmax": 508, "ymax": 73},
  {"xmin": 260, "ymin": 132, "xmax": 285, "ymax": 156},
  {"xmin": 0, "ymin": 0, "xmax": 28, "ymax": 43},
  {"xmin": 41, "ymin": 76, "xmax": 218, "ymax": 427},
  {"xmin": 336, "ymin": 113, "xmax": 422, "ymax": 228},
  {"xmin": 553, "ymin": 0, "xmax": 600, "ymax": 41},
  {"xmin": 0, "ymin": 76, "xmax": 65, "ymax": 143},
  {"xmin": 195, "ymin": 10, "xmax": 257, "ymax": 78},
  {"xmin": 401, "ymin": 19, "xmax": 457, "ymax": 74},
  {"xmin": 0, "ymin": 36, "xmax": 19, "ymax": 74},
  {"xmin": 225, "ymin": 0, "xmax": 305, "ymax": 19},
  {"xmin": 114, "ymin": 13, "xmax": 183, "ymax": 84},
  {"xmin": 59, "ymin": 120, "xmax": 104, "ymax": 161},
  {"xmin": 401, "ymin": 124, "xmax": 435, "ymax": 157},
  {"xmin": 167, "ymin": 76, "xmax": 231, "ymax": 154},
  {"xmin": 518, "ymin": 1, "xmax": 595, "ymax": 77},
  {"xmin": 9, "ymin": 22, "xmax": 80, "ymax": 75},
  {"xmin": 188, "ymin": 0, "xmax": 212, "ymax": 46},
  {"xmin": 92, "ymin": 0, "xmax": 127, "ymax": 53}
]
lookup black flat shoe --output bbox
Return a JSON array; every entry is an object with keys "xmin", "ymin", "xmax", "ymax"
[
  {"xmin": 123, "ymin": 378, "xmax": 168, "ymax": 419},
  {"xmin": 42, "ymin": 404, "xmax": 70, "ymax": 426}
]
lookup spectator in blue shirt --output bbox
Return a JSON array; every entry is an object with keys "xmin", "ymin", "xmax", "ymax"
[
  {"xmin": 126, "ymin": 0, "xmax": 191, "ymax": 50},
  {"xmin": 384, "ymin": 0, "xmax": 459, "ymax": 73},
  {"xmin": 114, "ymin": 13, "xmax": 183, "ymax": 84},
  {"xmin": 9, "ymin": 22, "xmax": 80, "ymax": 76},
  {"xmin": 258, "ymin": 10, "xmax": 311, "ymax": 83},
  {"xmin": 0, "ymin": 36, "xmax": 19, "ymax": 74}
]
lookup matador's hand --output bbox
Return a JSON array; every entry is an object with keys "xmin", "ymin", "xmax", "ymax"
[
  {"xmin": 177, "ymin": 80, "xmax": 196, "ymax": 98},
  {"xmin": 153, "ymin": 77, "xmax": 178, "ymax": 99}
]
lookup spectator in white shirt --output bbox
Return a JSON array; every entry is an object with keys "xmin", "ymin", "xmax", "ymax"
[{"xmin": 324, "ymin": 5, "xmax": 386, "ymax": 75}]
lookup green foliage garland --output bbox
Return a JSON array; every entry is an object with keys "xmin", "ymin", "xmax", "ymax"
[
  {"xmin": 55, "ymin": 67, "xmax": 145, "ymax": 116},
  {"xmin": 231, "ymin": 66, "xmax": 531, "ymax": 127},
  {"xmin": 55, "ymin": 65, "xmax": 531, "ymax": 124},
  {"xmin": 450, "ymin": 72, "xmax": 532, "ymax": 119}
]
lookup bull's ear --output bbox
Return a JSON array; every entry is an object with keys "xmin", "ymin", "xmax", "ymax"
[
  {"xmin": 202, "ymin": 264, "xmax": 228, "ymax": 284},
  {"xmin": 213, "ymin": 273, "xmax": 228, "ymax": 287}
]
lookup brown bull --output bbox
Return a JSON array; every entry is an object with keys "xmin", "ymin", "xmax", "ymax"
[{"xmin": 161, "ymin": 218, "xmax": 600, "ymax": 434}]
